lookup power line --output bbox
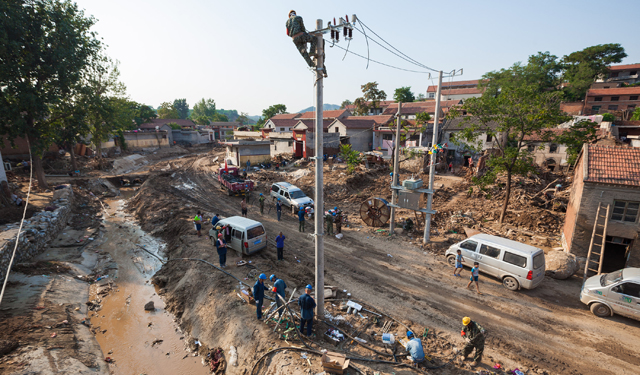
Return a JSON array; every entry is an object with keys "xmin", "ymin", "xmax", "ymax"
[
  {"xmin": 326, "ymin": 40, "xmax": 431, "ymax": 74},
  {"xmin": 357, "ymin": 18, "xmax": 439, "ymax": 73}
]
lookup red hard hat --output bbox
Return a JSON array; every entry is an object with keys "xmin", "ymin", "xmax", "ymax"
[{"xmin": 218, "ymin": 233, "xmax": 223, "ymax": 237}]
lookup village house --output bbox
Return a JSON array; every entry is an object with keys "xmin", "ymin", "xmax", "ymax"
[
  {"xmin": 427, "ymin": 79, "xmax": 485, "ymax": 102},
  {"xmin": 210, "ymin": 122, "xmax": 241, "ymax": 141},
  {"xmin": 223, "ymin": 140, "xmax": 271, "ymax": 166},
  {"xmin": 344, "ymin": 100, "xmax": 395, "ymax": 115},
  {"xmin": 262, "ymin": 113, "xmax": 300, "ymax": 133},
  {"xmin": 583, "ymin": 86, "xmax": 640, "ymax": 115},
  {"xmin": 290, "ymin": 119, "xmax": 340, "ymax": 158},
  {"xmin": 598, "ymin": 63, "xmax": 640, "ymax": 85},
  {"xmin": 440, "ymin": 117, "xmax": 503, "ymax": 166},
  {"xmin": 328, "ymin": 118, "xmax": 377, "ymax": 152},
  {"xmin": 562, "ymin": 144, "xmax": 640, "ymax": 271}
]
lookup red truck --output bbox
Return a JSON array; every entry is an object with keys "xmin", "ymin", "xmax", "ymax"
[{"xmin": 216, "ymin": 165, "xmax": 254, "ymax": 196}]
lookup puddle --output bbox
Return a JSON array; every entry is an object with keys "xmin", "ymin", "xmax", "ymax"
[{"xmin": 88, "ymin": 195, "xmax": 209, "ymax": 375}]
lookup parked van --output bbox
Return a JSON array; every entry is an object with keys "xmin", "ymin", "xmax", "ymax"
[
  {"xmin": 270, "ymin": 182, "xmax": 314, "ymax": 213},
  {"xmin": 213, "ymin": 216, "xmax": 267, "ymax": 255},
  {"xmin": 445, "ymin": 234, "xmax": 546, "ymax": 290},
  {"xmin": 581, "ymin": 268, "xmax": 640, "ymax": 320}
]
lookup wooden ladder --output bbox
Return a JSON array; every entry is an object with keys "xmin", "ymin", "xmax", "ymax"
[{"xmin": 583, "ymin": 203, "xmax": 610, "ymax": 279}]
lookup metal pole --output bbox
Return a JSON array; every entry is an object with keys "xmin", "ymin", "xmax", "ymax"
[
  {"xmin": 389, "ymin": 102, "xmax": 402, "ymax": 234},
  {"xmin": 314, "ymin": 19, "xmax": 325, "ymax": 318},
  {"xmin": 424, "ymin": 71, "xmax": 442, "ymax": 243}
]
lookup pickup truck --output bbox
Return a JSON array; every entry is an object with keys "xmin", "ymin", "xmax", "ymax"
[{"xmin": 216, "ymin": 165, "xmax": 254, "ymax": 196}]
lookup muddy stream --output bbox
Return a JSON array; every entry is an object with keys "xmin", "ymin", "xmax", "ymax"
[{"xmin": 88, "ymin": 192, "xmax": 209, "ymax": 375}]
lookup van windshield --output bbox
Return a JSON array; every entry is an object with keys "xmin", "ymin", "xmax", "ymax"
[
  {"xmin": 601, "ymin": 269, "xmax": 623, "ymax": 286},
  {"xmin": 290, "ymin": 190, "xmax": 306, "ymax": 199},
  {"xmin": 247, "ymin": 226, "xmax": 265, "ymax": 239},
  {"xmin": 533, "ymin": 253, "xmax": 545, "ymax": 269}
]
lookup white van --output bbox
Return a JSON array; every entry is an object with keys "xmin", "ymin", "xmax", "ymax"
[
  {"xmin": 581, "ymin": 268, "xmax": 640, "ymax": 320},
  {"xmin": 213, "ymin": 216, "xmax": 267, "ymax": 255},
  {"xmin": 445, "ymin": 234, "xmax": 546, "ymax": 290}
]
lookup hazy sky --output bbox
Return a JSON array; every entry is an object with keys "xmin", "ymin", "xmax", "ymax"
[{"xmin": 74, "ymin": 0, "xmax": 640, "ymax": 116}]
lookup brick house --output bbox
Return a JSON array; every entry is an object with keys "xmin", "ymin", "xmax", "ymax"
[
  {"xmin": 562, "ymin": 145, "xmax": 640, "ymax": 271},
  {"xmin": 427, "ymin": 79, "xmax": 486, "ymax": 101},
  {"xmin": 584, "ymin": 87, "xmax": 640, "ymax": 115},
  {"xmin": 601, "ymin": 63, "xmax": 640, "ymax": 85}
]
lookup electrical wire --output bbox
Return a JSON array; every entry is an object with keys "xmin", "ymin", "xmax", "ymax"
[
  {"xmin": 355, "ymin": 21, "xmax": 370, "ymax": 69},
  {"xmin": 0, "ymin": 139, "xmax": 33, "ymax": 307},
  {"xmin": 326, "ymin": 40, "xmax": 431, "ymax": 74},
  {"xmin": 352, "ymin": 27, "xmax": 434, "ymax": 73},
  {"xmin": 357, "ymin": 18, "xmax": 439, "ymax": 73}
]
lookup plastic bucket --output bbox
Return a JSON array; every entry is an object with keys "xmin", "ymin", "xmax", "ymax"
[{"xmin": 382, "ymin": 333, "xmax": 395, "ymax": 344}]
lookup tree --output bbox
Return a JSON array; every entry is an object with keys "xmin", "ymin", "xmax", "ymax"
[
  {"xmin": 173, "ymin": 98, "xmax": 189, "ymax": 119},
  {"xmin": 0, "ymin": 0, "xmax": 103, "ymax": 188},
  {"xmin": 353, "ymin": 82, "xmax": 387, "ymax": 115},
  {"xmin": 191, "ymin": 98, "xmax": 217, "ymax": 125},
  {"xmin": 450, "ymin": 62, "xmax": 569, "ymax": 224},
  {"xmin": 339, "ymin": 144, "xmax": 362, "ymax": 174},
  {"xmin": 134, "ymin": 104, "xmax": 157, "ymax": 126},
  {"xmin": 236, "ymin": 112, "xmax": 250, "ymax": 125},
  {"xmin": 167, "ymin": 122, "xmax": 181, "ymax": 130},
  {"xmin": 257, "ymin": 104, "xmax": 287, "ymax": 127},
  {"xmin": 601, "ymin": 113, "xmax": 616, "ymax": 122},
  {"xmin": 416, "ymin": 93, "xmax": 426, "ymax": 101},
  {"xmin": 481, "ymin": 52, "xmax": 562, "ymax": 97},
  {"xmin": 340, "ymin": 99, "xmax": 352, "ymax": 109},
  {"xmin": 393, "ymin": 86, "xmax": 415, "ymax": 103},
  {"xmin": 632, "ymin": 107, "xmax": 640, "ymax": 121},
  {"xmin": 157, "ymin": 102, "xmax": 179, "ymax": 119},
  {"xmin": 562, "ymin": 44, "xmax": 627, "ymax": 101}
]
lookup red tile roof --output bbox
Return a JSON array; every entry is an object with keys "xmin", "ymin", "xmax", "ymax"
[
  {"xmin": 297, "ymin": 109, "xmax": 351, "ymax": 119},
  {"xmin": 441, "ymin": 87, "xmax": 484, "ymax": 96},
  {"xmin": 271, "ymin": 113, "xmax": 300, "ymax": 120},
  {"xmin": 584, "ymin": 145, "xmax": 640, "ymax": 186},
  {"xmin": 609, "ymin": 63, "xmax": 640, "ymax": 71},
  {"xmin": 427, "ymin": 79, "xmax": 484, "ymax": 92},
  {"xmin": 268, "ymin": 119, "xmax": 299, "ymax": 128},
  {"xmin": 586, "ymin": 87, "xmax": 640, "ymax": 96},
  {"xmin": 343, "ymin": 115, "xmax": 394, "ymax": 126},
  {"xmin": 344, "ymin": 100, "xmax": 396, "ymax": 110},
  {"xmin": 330, "ymin": 118, "xmax": 376, "ymax": 129}
]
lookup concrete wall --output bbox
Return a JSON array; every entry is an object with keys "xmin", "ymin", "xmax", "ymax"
[
  {"xmin": 347, "ymin": 129, "xmax": 373, "ymax": 152},
  {"xmin": 101, "ymin": 132, "xmax": 170, "ymax": 150},
  {"xmin": 566, "ymin": 179, "xmax": 640, "ymax": 266},
  {"xmin": 563, "ymin": 155, "xmax": 586, "ymax": 252},
  {"xmin": 0, "ymin": 186, "xmax": 74, "ymax": 283},
  {"xmin": 305, "ymin": 132, "xmax": 340, "ymax": 157},
  {"xmin": 172, "ymin": 130, "xmax": 211, "ymax": 144},
  {"xmin": 271, "ymin": 139, "xmax": 293, "ymax": 156}
]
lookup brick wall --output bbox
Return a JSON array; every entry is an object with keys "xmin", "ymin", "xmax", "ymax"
[{"xmin": 563, "ymin": 156, "xmax": 585, "ymax": 251}]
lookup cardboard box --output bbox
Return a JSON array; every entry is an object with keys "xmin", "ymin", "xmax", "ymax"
[
  {"xmin": 321, "ymin": 351, "xmax": 349, "ymax": 374},
  {"xmin": 239, "ymin": 289, "xmax": 255, "ymax": 305}
]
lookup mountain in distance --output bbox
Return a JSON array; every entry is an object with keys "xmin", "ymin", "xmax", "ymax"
[
  {"xmin": 248, "ymin": 115, "xmax": 262, "ymax": 123},
  {"xmin": 297, "ymin": 103, "xmax": 340, "ymax": 113}
]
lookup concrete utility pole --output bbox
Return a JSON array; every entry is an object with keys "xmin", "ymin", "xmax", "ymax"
[
  {"xmin": 389, "ymin": 102, "xmax": 402, "ymax": 233},
  {"xmin": 0, "ymin": 151, "xmax": 7, "ymax": 184},
  {"xmin": 314, "ymin": 19, "xmax": 325, "ymax": 318},
  {"xmin": 424, "ymin": 71, "xmax": 443, "ymax": 243}
]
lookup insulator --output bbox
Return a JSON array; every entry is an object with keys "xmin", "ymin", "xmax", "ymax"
[
  {"xmin": 348, "ymin": 28, "xmax": 352, "ymax": 38},
  {"xmin": 336, "ymin": 31, "xmax": 339, "ymax": 42},
  {"xmin": 343, "ymin": 26, "xmax": 347, "ymax": 37},
  {"xmin": 331, "ymin": 29, "xmax": 335, "ymax": 40}
]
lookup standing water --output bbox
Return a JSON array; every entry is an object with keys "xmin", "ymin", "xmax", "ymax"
[{"xmin": 88, "ymin": 194, "xmax": 209, "ymax": 375}]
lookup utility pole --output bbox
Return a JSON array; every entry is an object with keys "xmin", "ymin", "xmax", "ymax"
[
  {"xmin": 314, "ymin": 18, "xmax": 325, "ymax": 318},
  {"xmin": 424, "ymin": 71, "xmax": 442, "ymax": 243},
  {"xmin": 389, "ymin": 102, "xmax": 402, "ymax": 234}
]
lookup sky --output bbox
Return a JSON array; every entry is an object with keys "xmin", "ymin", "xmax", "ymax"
[{"xmin": 73, "ymin": 0, "xmax": 640, "ymax": 117}]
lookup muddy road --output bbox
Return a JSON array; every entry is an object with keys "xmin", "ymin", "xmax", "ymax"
[{"xmin": 129, "ymin": 152, "xmax": 640, "ymax": 375}]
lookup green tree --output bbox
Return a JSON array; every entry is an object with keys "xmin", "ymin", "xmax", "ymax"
[
  {"xmin": 632, "ymin": 107, "xmax": 640, "ymax": 121},
  {"xmin": 545, "ymin": 120, "xmax": 599, "ymax": 164},
  {"xmin": 393, "ymin": 86, "xmax": 415, "ymax": 103},
  {"xmin": 134, "ymin": 104, "xmax": 157, "ymax": 125},
  {"xmin": 353, "ymin": 82, "xmax": 387, "ymax": 115},
  {"xmin": 257, "ymin": 104, "xmax": 287, "ymax": 127},
  {"xmin": 416, "ymin": 93, "xmax": 426, "ymax": 101},
  {"xmin": 340, "ymin": 99, "xmax": 352, "ymax": 109},
  {"xmin": 173, "ymin": 98, "xmax": 189, "ymax": 119},
  {"xmin": 450, "ymin": 63, "xmax": 569, "ymax": 224},
  {"xmin": 191, "ymin": 98, "xmax": 217, "ymax": 125},
  {"xmin": 157, "ymin": 102, "xmax": 179, "ymax": 119},
  {"xmin": 562, "ymin": 44, "xmax": 627, "ymax": 101},
  {"xmin": 236, "ymin": 112, "xmax": 250, "ymax": 125},
  {"xmin": 481, "ymin": 52, "xmax": 562, "ymax": 97},
  {"xmin": 0, "ymin": 0, "xmax": 103, "ymax": 188},
  {"xmin": 601, "ymin": 113, "xmax": 616, "ymax": 122},
  {"xmin": 339, "ymin": 144, "xmax": 362, "ymax": 174},
  {"xmin": 167, "ymin": 122, "xmax": 181, "ymax": 130}
]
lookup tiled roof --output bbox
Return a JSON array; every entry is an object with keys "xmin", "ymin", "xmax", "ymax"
[
  {"xmin": 427, "ymin": 79, "xmax": 484, "ymax": 92},
  {"xmin": 271, "ymin": 113, "xmax": 300, "ymax": 120},
  {"xmin": 609, "ymin": 63, "xmax": 640, "ymax": 71},
  {"xmin": 584, "ymin": 145, "xmax": 640, "ymax": 186},
  {"xmin": 331, "ymin": 118, "xmax": 376, "ymax": 129},
  {"xmin": 140, "ymin": 118, "xmax": 195, "ymax": 128},
  {"xmin": 586, "ymin": 87, "xmax": 640, "ymax": 96},
  {"xmin": 268, "ymin": 119, "xmax": 299, "ymax": 127},
  {"xmin": 297, "ymin": 109, "xmax": 351, "ymax": 119},
  {"xmin": 344, "ymin": 100, "xmax": 396, "ymax": 110},
  {"xmin": 343, "ymin": 115, "xmax": 394, "ymax": 126},
  {"xmin": 297, "ymin": 119, "xmax": 333, "ymax": 131},
  {"xmin": 441, "ymin": 87, "xmax": 484, "ymax": 96}
]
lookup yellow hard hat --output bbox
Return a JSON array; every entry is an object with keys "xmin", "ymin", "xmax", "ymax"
[
  {"xmin": 462, "ymin": 317, "xmax": 471, "ymax": 326},
  {"xmin": 289, "ymin": 10, "xmax": 296, "ymax": 17}
]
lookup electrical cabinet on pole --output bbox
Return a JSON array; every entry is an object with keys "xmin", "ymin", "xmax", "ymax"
[
  {"xmin": 424, "ymin": 71, "xmax": 443, "ymax": 243},
  {"xmin": 314, "ymin": 19, "xmax": 325, "ymax": 318},
  {"xmin": 389, "ymin": 102, "xmax": 402, "ymax": 233}
]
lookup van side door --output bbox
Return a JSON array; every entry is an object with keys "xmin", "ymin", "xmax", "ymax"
[
  {"xmin": 230, "ymin": 228, "xmax": 243, "ymax": 253},
  {"xmin": 458, "ymin": 240, "xmax": 479, "ymax": 262},
  {"xmin": 477, "ymin": 244, "xmax": 503, "ymax": 277},
  {"xmin": 608, "ymin": 282, "xmax": 640, "ymax": 319}
]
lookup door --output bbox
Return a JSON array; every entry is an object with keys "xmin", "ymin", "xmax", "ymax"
[
  {"xmin": 230, "ymin": 228, "xmax": 243, "ymax": 253},
  {"xmin": 458, "ymin": 240, "xmax": 479, "ymax": 262},
  {"xmin": 284, "ymin": 191, "xmax": 292, "ymax": 207},
  {"xmin": 477, "ymin": 244, "xmax": 503, "ymax": 277},
  {"xmin": 608, "ymin": 282, "xmax": 640, "ymax": 319}
]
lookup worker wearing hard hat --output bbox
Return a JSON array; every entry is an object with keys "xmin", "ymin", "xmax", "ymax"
[
  {"xmin": 298, "ymin": 284, "xmax": 316, "ymax": 336},
  {"xmin": 461, "ymin": 316, "xmax": 486, "ymax": 367},
  {"xmin": 405, "ymin": 331, "xmax": 426, "ymax": 367},
  {"xmin": 285, "ymin": 10, "xmax": 327, "ymax": 77},
  {"xmin": 270, "ymin": 274, "xmax": 287, "ymax": 318},
  {"xmin": 253, "ymin": 273, "xmax": 267, "ymax": 320}
]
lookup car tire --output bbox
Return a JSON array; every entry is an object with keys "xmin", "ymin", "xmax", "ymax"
[
  {"xmin": 590, "ymin": 302, "xmax": 612, "ymax": 317},
  {"xmin": 447, "ymin": 255, "xmax": 457, "ymax": 267},
  {"xmin": 502, "ymin": 276, "xmax": 519, "ymax": 291}
]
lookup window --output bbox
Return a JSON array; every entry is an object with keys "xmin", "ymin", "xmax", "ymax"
[
  {"xmin": 612, "ymin": 283, "xmax": 640, "ymax": 298},
  {"xmin": 459, "ymin": 240, "xmax": 478, "ymax": 251},
  {"xmin": 611, "ymin": 200, "xmax": 640, "ymax": 222},
  {"xmin": 284, "ymin": 192, "xmax": 290, "ymax": 199},
  {"xmin": 527, "ymin": 144, "xmax": 535, "ymax": 152},
  {"xmin": 608, "ymin": 105, "xmax": 618, "ymax": 110},
  {"xmin": 232, "ymin": 229, "xmax": 242, "ymax": 239},
  {"xmin": 631, "ymin": 71, "xmax": 638, "ymax": 75},
  {"xmin": 288, "ymin": 141, "xmax": 293, "ymax": 147},
  {"xmin": 603, "ymin": 86, "xmax": 610, "ymax": 89},
  {"xmin": 335, "ymin": 128, "xmax": 340, "ymax": 133},
  {"xmin": 549, "ymin": 144, "xmax": 558, "ymax": 153},
  {"xmin": 610, "ymin": 72, "xmax": 619, "ymax": 78},
  {"xmin": 629, "ymin": 104, "xmax": 637, "ymax": 110},
  {"xmin": 280, "ymin": 127, "xmax": 285, "ymax": 131},
  {"xmin": 594, "ymin": 97, "xmax": 603, "ymax": 102},
  {"xmin": 486, "ymin": 134, "xmax": 492, "ymax": 142},
  {"xmin": 428, "ymin": 93, "xmax": 435, "ymax": 98},
  {"xmin": 533, "ymin": 253, "xmax": 545, "ymax": 269},
  {"xmin": 503, "ymin": 252, "xmax": 527, "ymax": 268},
  {"xmin": 247, "ymin": 226, "xmax": 265, "ymax": 239},
  {"xmin": 271, "ymin": 185, "xmax": 280, "ymax": 193},
  {"xmin": 630, "ymin": 96, "xmax": 639, "ymax": 100},
  {"xmin": 449, "ymin": 133, "xmax": 455, "ymax": 141},
  {"xmin": 480, "ymin": 244, "xmax": 501, "ymax": 258},
  {"xmin": 382, "ymin": 134, "xmax": 393, "ymax": 140},
  {"xmin": 611, "ymin": 96, "xmax": 620, "ymax": 102}
]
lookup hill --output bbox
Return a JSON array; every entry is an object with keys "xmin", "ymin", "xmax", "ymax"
[{"xmin": 297, "ymin": 103, "xmax": 340, "ymax": 113}]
